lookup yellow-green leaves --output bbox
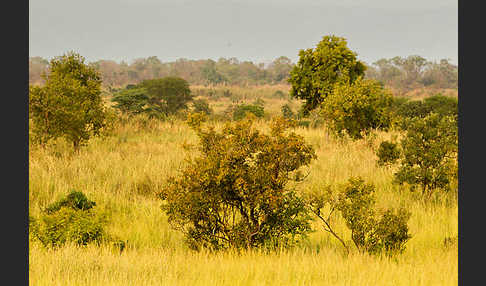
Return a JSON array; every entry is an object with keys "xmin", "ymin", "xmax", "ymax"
[
  {"xmin": 29, "ymin": 52, "xmax": 108, "ymax": 150},
  {"xmin": 288, "ymin": 35, "xmax": 366, "ymax": 114},
  {"xmin": 162, "ymin": 117, "xmax": 315, "ymax": 251},
  {"xmin": 321, "ymin": 77, "xmax": 393, "ymax": 139}
]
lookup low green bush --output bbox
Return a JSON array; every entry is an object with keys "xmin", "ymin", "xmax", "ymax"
[
  {"xmin": 306, "ymin": 177, "xmax": 412, "ymax": 256},
  {"xmin": 30, "ymin": 190, "xmax": 108, "ymax": 248},
  {"xmin": 233, "ymin": 104, "xmax": 265, "ymax": 121},
  {"xmin": 376, "ymin": 141, "xmax": 401, "ymax": 166}
]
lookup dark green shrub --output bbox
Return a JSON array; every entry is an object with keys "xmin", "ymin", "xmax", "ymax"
[
  {"xmin": 233, "ymin": 104, "xmax": 265, "ymax": 121},
  {"xmin": 30, "ymin": 191, "xmax": 107, "ymax": 248},
  {"xmin": 376, "ymin": 141, "xmax": 401, "ymax": 166},
  {"xmin": 161, "ymin": 115, "xmax": 316, "ymax": 251},
  {"xmin": 371, "ymin": 208, "xmax": 412, "ymax": 255},
  {"xmin": 192, "ymin": 98, "xmax": 213, "ymax": 115},
  {"xmin": 44, "ymin": 190, "xmax": 96, "ymax": 214},
  {"xmin": 139, "ymin": 77, "xmax": 193, "ymax": 115},
  {"xmin": 392, "ymin": 94, "xmax": 457, "ymax": 130},
  {"xmin": 31, "ymin": 207, "xmax": 107, "ymax": 248},
  {"xmin": 111, "ymin": 87, "xmax": 150, "ymax": 116},
  {"xmin": 395, "ymin": 100, "xmax": 430, "ymax": 120},
  {"xmin": 422, "ymin": 94, "xmax": 457, "ymax": 118}
]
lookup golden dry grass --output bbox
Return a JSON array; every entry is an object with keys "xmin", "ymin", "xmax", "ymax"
[{"xmin": 29, "ymin": 88, "xmax": 457, "ymax": 285}]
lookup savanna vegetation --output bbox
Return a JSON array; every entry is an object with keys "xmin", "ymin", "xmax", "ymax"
[{"xmin": 29, "ymin": 35, "xmax": 458, "ymax": 285}]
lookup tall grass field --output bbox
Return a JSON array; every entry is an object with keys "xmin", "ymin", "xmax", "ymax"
[{"xmin": 29, "ymin": 86, "xmax": 458, "ymax": 286}]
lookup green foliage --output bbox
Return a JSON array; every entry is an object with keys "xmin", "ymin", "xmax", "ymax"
[
  {"xmin": 305, "ymin": 178, "xmax": 411, "ymax": 256},
  {"xmin": 29, "ymin": 52, "xmax": 108, "ymax": 150},
  {"xmin": 372, "ymin": 208, "xmax": 412, "ymax": 255},
  {"xmin": 376, "ymin": 141, "xmax": 401, "ymax": 166},
  {"xmin": 337, "ymin": 178, "xmax": 376, "ymax": 252},
  {"xmin": 337, "ymin": 178, "xmax": 411, "ymax": 256},
  {"xmin": 30, "ymin": 191, "xmax": 107, "ymax": 248},
  {"xmin": 111, "ymin": 87, "xmax": 150, "ymax": 116},
  {"xmin": 395, "ymin": 100, "xmax": 431, "ymax": 120},
  {"xmin": 281, "ymin": 104, "xmax": 295, "ymax": 119},
  {"xmin": 422, "ymin": 95, "xmax": 458, "ymax": 117},
  {"xmin": 321, "ymin": 77, "xmax": 393, "ymax": 139},
  {"xmin": 44, "ymin": 190, "xmax": 96, "ymax": 214},
  {"xmin": 233, "ymin": 104, "xmax": 265, "ymax": 121},
  {"xmin": 139, "ymin": 77, "xmax": 193, "ymax": 115},
  {"xmin": 161, "ymin": 115, "xmax": 316, "ymax": 251},
  {"xmin": 288, "ymin": 35, "xmax": 366, "ymax": 114},
  {"xmin": 392, "ymin": 94, "xmax": 457, "ymax": 129},
  {"xmin": 393, "ymin": 113, "xmax": 458, "ymax": 196},
  {"xmin": 192, "ymin": 98, "xmax": 213, "ymax": 115}
]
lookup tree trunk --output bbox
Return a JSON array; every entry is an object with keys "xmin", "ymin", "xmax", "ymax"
[{"xmin": 73, "ymin": 139, "xmax": 80, "ymax": 152}]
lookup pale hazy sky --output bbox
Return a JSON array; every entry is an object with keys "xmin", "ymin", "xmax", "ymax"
[{"xmin": 29, "ymin": 0, "xmax": 457, "ymax": 65}]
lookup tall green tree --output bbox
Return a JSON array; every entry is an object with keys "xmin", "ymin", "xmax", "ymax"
[
  {"xmin": 394, "ymin": 113, "xmax": 458, "ymax": 197},
  {"xmin": 288, "ymin": 35, "xmax": 366, "ymax": 114},
  {"xmin": 29, "ymin": 52, "xmax": 108, "ymax": 150}
]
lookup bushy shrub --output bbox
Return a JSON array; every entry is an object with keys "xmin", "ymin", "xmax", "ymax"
[
  {"xmin": 422, "ymin": 94, "xmax": 457, "ymax": 118},
  {"xmin": 233, "ymin": 104, "xmax": 265, "ymax": 121},
  {"xmin": 44, "ymin": 190, "xmax": 96, "ymax": 214},
  {"xmin": 338, "ymin": 178, "xmax": 411, "ymax": 256},
  {"xmin": 253, "ymin": 98, "xmax": 265, "ymax": 107},
  {"xmin": 139, "ymin": 77, "xmax": 193, "ymax": 115},
  {"xmin": 376, "ymin": 141, "xmax": 401, "ymax": 166},
  {"xmin": 111, "ymin": 87, "xmax": 150, "ymax": 116},
  {"xmin": 30, "ymin": 191, "xmax": 107, "ymax": 248},
  {"xmin": 160, "ymin": 114, "xmax": 316, "ymax": 251},
  {"xmin": 394, "ymin": 99, "xmax": 431, "ymax": 120},
  {"xmin": 392, "ymin": 94, "xmax": 457, "ymax": 130},
  {"xmin": 306, "ymin": 178, "xmax": 412, "ymax": 256},
  {"xmin": 371, "ymin": 208, "xmax": 412, "ymax": 255},
  {"xmin": 192, "ymin": 98, "xmax": 213, "ymax": 115},
  {"xmin": 321, "ymin": 77, "xmax": 393, "ymax": 139}
]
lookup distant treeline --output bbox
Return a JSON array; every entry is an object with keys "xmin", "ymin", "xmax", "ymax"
[{"xmin": 29, "ymin": 55, "xmax": 457, "ymax": 91}]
